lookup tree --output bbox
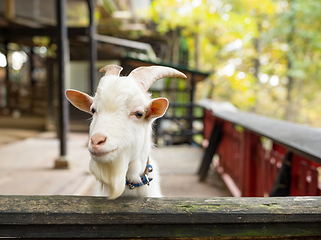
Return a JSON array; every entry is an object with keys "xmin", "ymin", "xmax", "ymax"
[
  {"xmin": 148, "ymin": 0, "xmax": 321, "ymax": 126},
  {"xmin": 272, "ymin": 0, "xmax": 321, "ymax": 123}
]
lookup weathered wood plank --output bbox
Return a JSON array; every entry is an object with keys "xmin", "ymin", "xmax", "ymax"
[
  {"xmin": 1, "ymin": 223, "xmax": 321, "ymax": 239},
  {"xmin": 1, "ymin": 196, "xmax": 321, "ymax": 238}
]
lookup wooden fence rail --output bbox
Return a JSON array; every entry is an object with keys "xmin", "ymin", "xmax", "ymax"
[
  {"xmin": 1, "ymin": 195, "xmax": 321, "ymax": 239},
  {"xmin": 198, "ymin": 99, "xmax": 321, "ymax": 197}
]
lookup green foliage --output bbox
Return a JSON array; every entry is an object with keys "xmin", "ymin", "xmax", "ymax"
[{"xmin": 148, "ymin": 0, "xmax": 321, "ymax": 127}]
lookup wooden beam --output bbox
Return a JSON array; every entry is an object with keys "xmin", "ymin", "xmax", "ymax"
[
  {"xmin": 0, "ymin": 196, "xmax": 321, "ymax": 238},
  {"xmin": 197, "ymin": 108, "xmax": 321, "ymax": 165},
  {"xmin": 198, "ymin": 119, "xmax": 223, "ymax": 181},
  {"xmin": 87, "ymin": 0, "xmax": 97, "ymax": 93},
  {"xmin": 5, "ymin": 0, "xmax": 15, "ymax": 21},
  {"xmin": 54, "ymin": 0, "xmax": 70, "ymax": 169},
  {"xmin": 0, "ymin": 27, "xmax": 88, "ymax": 38}
]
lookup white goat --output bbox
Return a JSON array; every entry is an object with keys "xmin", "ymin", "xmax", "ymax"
[{"xmin": 66, "ymin": 65, "xmax": 186, "ymax": 199}]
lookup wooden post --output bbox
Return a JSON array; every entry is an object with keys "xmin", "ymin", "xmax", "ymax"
[
  {"xmin": 55, "ymin": 0, "xmax": 70, "ymax": 169},
  {"xmin": 29, "ymin": 49, "xmax": 35, "ymax": 113},
  {"xmin": 241, "ymin": 130, "xmax": 260, "ymax": 197},
  {"xmin": 198, "ymin": 119, "xmax": 223, "ymax": 181},
  {"xmin": 269, "ymin": 151, "xmax": 292, "ymax": 197},
  {"xmin": 298, "ymin": 160, "xmax": 308, "ymax": 196},
  {"xmin": 87, "ymin": 0, "xmax": 97, "ymax": 94},
  {"xmin": 308, "ymin": 167, "xmax": 319, "ymax": 196},
  {"xmin": 5, "ymin": 0, "xmax": 15, "ymax": 20},
  {"xmin": 154, "ymin": 118, "xmax": 160, "ymax": 145},
  {"xmin": 46, "ymin": 58, "xmax": 55, "ymax": 130},
  {"xmin": 189, "ymin": 72, "xmax": 196, "ymax": 144},
  {"xmin": 4, "ymin": 40, "xmax": 10, "ymax": 110}
]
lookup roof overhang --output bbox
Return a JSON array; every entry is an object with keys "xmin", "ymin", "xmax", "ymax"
[{"xmin": 122, "ymin": 56, "xmax": 211, "ymax": 82}]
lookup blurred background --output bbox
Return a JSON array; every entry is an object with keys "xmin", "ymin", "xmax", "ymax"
[
  {"xmin": 148, "ymin": 0, "xmax": 321, "ymax": 126},
  {"xmin": 0, "ymin": 0, "xmax": 320, "ymax": 197},
  {"xmin": 1, "ymin": 0, "xmax": 321, "ymax": 133}
]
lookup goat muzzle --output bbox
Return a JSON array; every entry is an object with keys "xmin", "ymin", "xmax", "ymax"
[{"xmin": 90, "ymin": 133, "xmax": 107, "ymax": 149}]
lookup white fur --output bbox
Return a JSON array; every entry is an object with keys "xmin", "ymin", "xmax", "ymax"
[
  {"xmin": 88, "ymin": 75, "xmax": 162, "ymax": 199},
  {"xmin": 66, "ymin": 65, "xmax": 186, "ymax": 199}
]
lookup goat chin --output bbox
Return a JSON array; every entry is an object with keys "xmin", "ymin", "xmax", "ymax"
[{"xmin": 89, "ymin": 158, "xmax": 128, "ymax": 199}]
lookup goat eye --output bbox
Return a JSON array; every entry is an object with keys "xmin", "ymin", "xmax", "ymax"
[
  {"xmin": 134, "ymin": 111, "xmax": 143, "ymax": 119},
  {"xmin": 91, "ymin": 108, "xmax": 96, "ymax": 114}
]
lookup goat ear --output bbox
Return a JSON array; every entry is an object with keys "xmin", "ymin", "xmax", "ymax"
[
  {"xmin": 65, "ymin": 89, "xmax": 93, "ymax": 113},
  {"xmin": 146, "ymin": 98, "xmax": 169, "ymax": 119}
]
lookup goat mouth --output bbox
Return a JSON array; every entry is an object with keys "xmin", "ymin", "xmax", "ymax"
[{"xmin": 90, "ymin": 148, "xmax": 117, "ymax": 157}]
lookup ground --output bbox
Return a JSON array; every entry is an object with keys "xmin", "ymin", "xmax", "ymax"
[{"xmin": 0, "ymin": 128, "xmax": 231, "ymax": 197}]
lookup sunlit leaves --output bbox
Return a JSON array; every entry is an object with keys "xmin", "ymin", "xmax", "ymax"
[{"xmin": 147, "ymin": 0, "xmax": 321, "ymax": 126}]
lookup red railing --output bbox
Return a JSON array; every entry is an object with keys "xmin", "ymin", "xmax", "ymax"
[{"xmin": 198, "ymin": 100, "xmax": 321, "ymax": 197}]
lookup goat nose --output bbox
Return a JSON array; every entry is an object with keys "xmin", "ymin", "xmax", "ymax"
[{"xmin": 90, "ymin": 133, "xmax": 107, "ymax": 147}]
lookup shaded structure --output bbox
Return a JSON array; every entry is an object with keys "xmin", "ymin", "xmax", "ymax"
[
  {"xmin": 0, "ymin": 0, "xmax": 210, "ymax": 167},
  {"xmin": 198, "ymin": 99, "xmax": 321, "ymax": 197}
]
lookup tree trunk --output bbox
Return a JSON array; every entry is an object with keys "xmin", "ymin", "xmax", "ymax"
[
  {"xmin": 195, "ymin": 33, "xmax": 200, "ymax": 69},
  {"xmin": 251, "ymin": 23, "xmax": 262, "ymax": 112},
  {"xmin": 284, "ymin": 60, "xmax": 295, "ymax": 121},
  {"xmin": 284, "ymin": 22, "xmax": 296, "ymax": 122},
  {"xmin": 172, "ymin": 28, "xmax": 180, "ymax": 65}
]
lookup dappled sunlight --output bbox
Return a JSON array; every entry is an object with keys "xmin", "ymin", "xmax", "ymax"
[{"xmin": 149, "ymin": 0, "xmax": 321, "ymax": 126}]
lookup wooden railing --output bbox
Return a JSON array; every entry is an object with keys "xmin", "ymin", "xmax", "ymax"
[
  {"xmin": 198, "ymin": 99, "xmax": 321, "ymax": 197},
  {"xmin": 2, "ymin": 100, "xmax": 321, "ymax": 238},
  {"xmin": 1, "ymin": 195, "xmax": 321, "ymax": 238}
]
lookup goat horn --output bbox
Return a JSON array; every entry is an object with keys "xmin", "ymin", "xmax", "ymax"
[
  {"xmin": 128, "ymin": 66, "xmax": 187, "ymax": 91},
  {"xmin": 99, "ymin": 65, "xmax": 123, "ymax": 76}
]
